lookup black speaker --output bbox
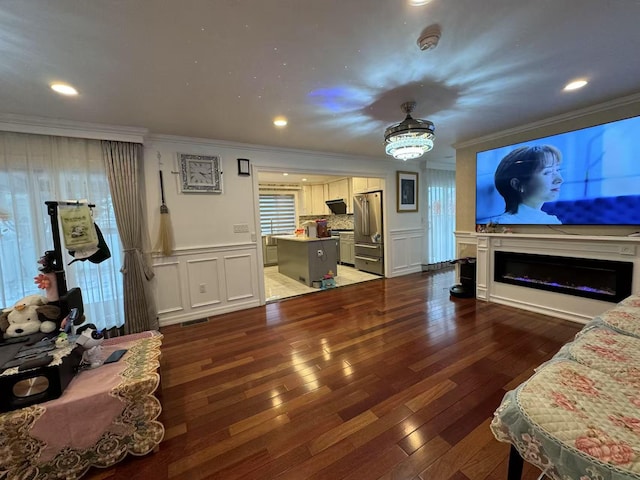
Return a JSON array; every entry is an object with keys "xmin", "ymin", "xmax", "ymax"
[
  {"xmin": 460, "ymin": 261, "xmax": 477, "ymax": 289},
  {"xmin": 450, "ymin": 257, "xmax": 477, "ymax": 298},
  {"xmin": 0, "ymin": 346, "xmax": 82, "ymax": 413}
]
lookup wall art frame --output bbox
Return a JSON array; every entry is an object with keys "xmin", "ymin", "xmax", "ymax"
[
  {"xmin": 397, "ymin": 171, "xmax": 418, "ymax": 212},
  {"xmin": 178, "ymin": 153, "xmax": 222, "ymax": 193},
  {"xmin": 237, "ymin": 158, "xmax": 250, "ymax": 176}
]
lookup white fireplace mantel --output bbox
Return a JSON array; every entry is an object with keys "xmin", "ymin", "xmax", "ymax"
[{"xmin": 454, "ymin": 231, "xmax": 640, "ymax": 324}]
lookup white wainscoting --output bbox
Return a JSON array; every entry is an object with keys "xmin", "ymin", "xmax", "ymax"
[
  {"xmin": 455, "ymin": 232, "xmax": 640, "ymax": 324},
  {"xmin": 153, "ymin": 243, "xmax": 260, "ymax": 326},
  {"xmin": 389, "ymin": 228, "xmax": 425, "ymax": 277}
]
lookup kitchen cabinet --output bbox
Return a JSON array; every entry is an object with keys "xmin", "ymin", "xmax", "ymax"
[
  {"xmin": 302, "ymin": 178, "xmax": 381, "ymax": 215},
  {"xmin": 328, "ymin": 178, "xmax": 349, "ymax": 201},
  {"xmin": 351, "ymin": 177, "xmax": 382, "ymax": 194},
  {"xmin": 328, "ymin": 178, "xmax": 351, "ymax": 213},
  {"xmin": 262, "ymin": 236, "xmax": 278, "ymax": 266},
  {"xmin": 351, "ymin": 177, "xmax": 368, "ymax": 194},
  {"xmin": 302, "ymin": 186, "xmax": 312, "ymax": 215},
  {"xmin": 312, "ymin": 184, "xmax": 329, "ymax": 215},
  {"xmin": 302, "ymin": 184, "xmax": 329, "ymax": 215},
  {"xmin": 339, "ymin": 231, "xmax": 355, "ymax": 265},
  {"xmin": 264, "ymin": 245, "xmax": 278, "ymax": 266},
  {"xmin": 367, "ymin": 177, "xmax": 382, "ymax": 191}
]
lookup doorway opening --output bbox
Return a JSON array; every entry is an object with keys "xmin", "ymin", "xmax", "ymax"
[{"xmin": 257, "ymin": 170, "xmax": 384, "ymax": 303}]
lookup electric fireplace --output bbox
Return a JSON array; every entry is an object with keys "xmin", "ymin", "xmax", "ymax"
[{"xmin": 494, "ymin": 251, "xmax": 633, "ymax": 303}]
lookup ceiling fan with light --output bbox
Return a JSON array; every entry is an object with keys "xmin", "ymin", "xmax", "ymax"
[{"xmin": 384, "ymin": 101, "xmax": 435, "ymax": 161}]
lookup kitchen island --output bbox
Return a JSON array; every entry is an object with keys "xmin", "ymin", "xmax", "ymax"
[{"xmin": 274, "ymin": 235, "xmax": 338, "ymax": 286}]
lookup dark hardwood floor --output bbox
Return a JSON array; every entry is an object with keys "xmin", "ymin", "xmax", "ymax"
[{"xmin": 86, "ymin": 268, "xmax": 581, "ymax": 480}]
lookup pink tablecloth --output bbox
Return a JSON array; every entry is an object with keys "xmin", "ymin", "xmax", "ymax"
[{"xmin": 0, "ymin": 331, "xmax": 164, "ymax": 480}]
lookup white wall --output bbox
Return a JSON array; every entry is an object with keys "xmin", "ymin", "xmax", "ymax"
[{"xmin": 144, "ymin": 134, "xmax": 425, "ymax": 326}]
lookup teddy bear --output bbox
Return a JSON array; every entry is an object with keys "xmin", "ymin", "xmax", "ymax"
[{"xmin": 0, "ymin": 294, "xmax": 60, "ymax": 339}]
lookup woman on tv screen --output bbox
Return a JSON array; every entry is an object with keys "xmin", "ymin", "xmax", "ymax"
[
  {"xmin": 493, "ymin": 145, "xmax": 563, "ymax": 224},
  {"xmin": 476, "ymin": 115, "xmax": 640, "ymax": 226}
]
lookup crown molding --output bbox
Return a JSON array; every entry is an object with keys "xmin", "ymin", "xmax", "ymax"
[
  {"xmin": 146, "ymin": 133, "xmax": 393, "ymax": 164},
  {"xmin": 454, "ymin": 92, "xmax": 640, "ymax": 150},
  {"xmin": 0, "ymin": 113, "xmax": 147, "ymax": 143}
]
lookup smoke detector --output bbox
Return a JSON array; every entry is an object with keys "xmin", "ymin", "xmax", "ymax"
[{"xmin": 417, "ymin": 24, "xmax": 441, "ymax": 51}]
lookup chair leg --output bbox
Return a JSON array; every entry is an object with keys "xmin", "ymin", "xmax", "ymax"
[{"xmin": 507, "ymin": 445, "xmax": 524, "ymax": 480}]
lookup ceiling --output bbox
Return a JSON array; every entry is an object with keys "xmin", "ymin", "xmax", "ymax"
[{"xmin": 1, "ymin": 0, "xmax": 640, "ymax": 166}]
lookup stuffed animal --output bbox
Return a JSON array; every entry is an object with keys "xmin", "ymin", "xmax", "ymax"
[
  {"xmin": 0, "ymin": 294, "xmax": 59, "ymax": 339},
  {"xmin": 76, "ymin": 324, "xmax": 105, "ymax": 368}
]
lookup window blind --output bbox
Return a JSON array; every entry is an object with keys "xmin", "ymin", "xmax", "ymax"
[{"xmin": 259, "ymin": 194, "xmax": 296, "ymax": 235}]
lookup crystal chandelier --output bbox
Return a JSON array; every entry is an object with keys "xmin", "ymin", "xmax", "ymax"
[{"xmin": 384, "ymin": 102, "xmax": 435, "ymax": 161}]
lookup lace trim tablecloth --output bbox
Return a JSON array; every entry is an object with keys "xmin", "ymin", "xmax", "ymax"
[{"xmin": 0, "ymin": 331, "xmax": 164, "ymax": 480}]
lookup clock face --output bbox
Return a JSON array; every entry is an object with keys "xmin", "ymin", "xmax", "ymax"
[
  {"xmin": 188, "ymin": 161, "xmax": 213, "ymax": 185},
  {"xmin": 179, "ymin": 154, "xmax": 222, "ymax": 193}
]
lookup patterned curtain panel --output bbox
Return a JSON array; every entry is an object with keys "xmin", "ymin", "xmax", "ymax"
[
  {"xmin": 425, "ymin": 168, "xmax": 456, "ymax": 265},
  {"xmin": 0, "ymin": 131, "xmax": 124, "ymax": 330}
]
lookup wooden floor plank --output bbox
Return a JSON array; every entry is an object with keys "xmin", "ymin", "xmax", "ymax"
[{"xmin": 81, "ymin": 269, "xmax": 581, "ymax": 480}]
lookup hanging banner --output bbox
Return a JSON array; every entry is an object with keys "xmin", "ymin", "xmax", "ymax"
[{"xmin": 59, "ymin": 204, "xmax": 98, "ymax": 251}]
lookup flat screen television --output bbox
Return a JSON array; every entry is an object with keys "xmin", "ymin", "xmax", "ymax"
[{"xmin": 476, "ymin": 114, "xmax": 640, "ymax": 225}]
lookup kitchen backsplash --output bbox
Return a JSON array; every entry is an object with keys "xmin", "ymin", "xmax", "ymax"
[{"xmin": 299, "ymin": 214, "xmax": 354, "ymax": 231}]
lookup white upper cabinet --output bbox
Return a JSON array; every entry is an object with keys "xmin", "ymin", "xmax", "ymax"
[
  {"xmin": 351, "ymin": 177, "xmax": 382, "ymax": 194},
  {"xmin": 302, "ymin": 177, "xmax": 382, "ymax": 216},
  {"xmin": 302, "ymin": 184, "xmax": 329, "ymax": 215},
  {"xmin": 351, "ymin": 177, "xmax": 368, "ymax": 194},
  {"xmin": 327, "ymin": 178, "xmax": 349, "ymax": 201},
  {"xmin": 327, "ymin": 178, "xmax": 352, "ymax": 213}
]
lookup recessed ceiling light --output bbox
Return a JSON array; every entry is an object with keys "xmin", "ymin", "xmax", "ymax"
[
  {"xmin": 301, "ymin": 178, "xmax": 308, "ymax": 182},
  {"xmin": 273, "ymin": 117, "xmax": 288, "ymax": 127},
  {"xmin": 564, "ymin": 80, "xmax": 588, "ymax": 91},
  {"xmin": 50, "ymin": 83, "xmax": 78, "ymax": 96},
  {"xmin": 282, "ymin": 173, "xmax": 289, "ymax": 176},
  {"xmin": 409, "ymin": 0, "xmax": 433, "ymax": 5}
]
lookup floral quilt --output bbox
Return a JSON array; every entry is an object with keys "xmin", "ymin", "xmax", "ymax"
[
  {"xmin": 584, "ymin": 296, "xmax": 640, "ymax": 338},
  {"xmin": 492, "ymin": 359, "xmax": 640, "ymax": 479},
  {"xmin": 554, "ymin": 327, "xmax": 640, "ymax": 383},
  {"xmin": 492, "ymin": 293, "xmax": 640, "ymax": 480}
]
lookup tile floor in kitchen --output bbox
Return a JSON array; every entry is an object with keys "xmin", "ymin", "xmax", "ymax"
[{"xmin": 264, "ymin": 264, "xmax": 382, "ymax": 302}]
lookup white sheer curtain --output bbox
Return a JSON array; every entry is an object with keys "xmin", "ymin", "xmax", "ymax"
[
  {"xmin": 0, "ymin": 131, "xmax": 124, "ymax": 330},
  {"xmin": 425, "ymin": 168, "xmax": 456, "ymax": 266}
]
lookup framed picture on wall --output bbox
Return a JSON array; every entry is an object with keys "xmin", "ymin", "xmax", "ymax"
[
  {"xmin": 178, "ymin": 153, "xmax": 222, "ymax": 193},
  {"xmin": 237, "ymin": 158, "xmax": 250, "ymax": 176},
  {"xmin": 397, "ymin": 171, "xmax": 418, "ymax": 212}
]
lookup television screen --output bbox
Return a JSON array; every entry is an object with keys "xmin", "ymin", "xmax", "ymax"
[{"xmin": 476, "ymin": 115, "xmax": 640, "ymax": 225}]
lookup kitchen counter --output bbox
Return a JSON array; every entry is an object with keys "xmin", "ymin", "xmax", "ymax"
[
  {"xmin": 275, "ymin": 235, "xmax": 338, "ymax": 286},
  {"xmin": 272, "ymin": 235, "xmax": 336, "ymax": 243}
]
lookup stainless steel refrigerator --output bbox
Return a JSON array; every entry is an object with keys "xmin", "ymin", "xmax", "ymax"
[{"xmin": 353, "ymin": 190, "xmax": 384, "ymax": 275}]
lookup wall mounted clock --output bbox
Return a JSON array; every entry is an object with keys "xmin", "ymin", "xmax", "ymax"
[{"xmin": 178, "ymin": 153, "xmax": 222, "ymax": 193}]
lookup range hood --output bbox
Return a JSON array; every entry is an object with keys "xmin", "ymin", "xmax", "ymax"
[{"xmin": 325, "ymin": 199, "xmax": 347, "ymax": 215}]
